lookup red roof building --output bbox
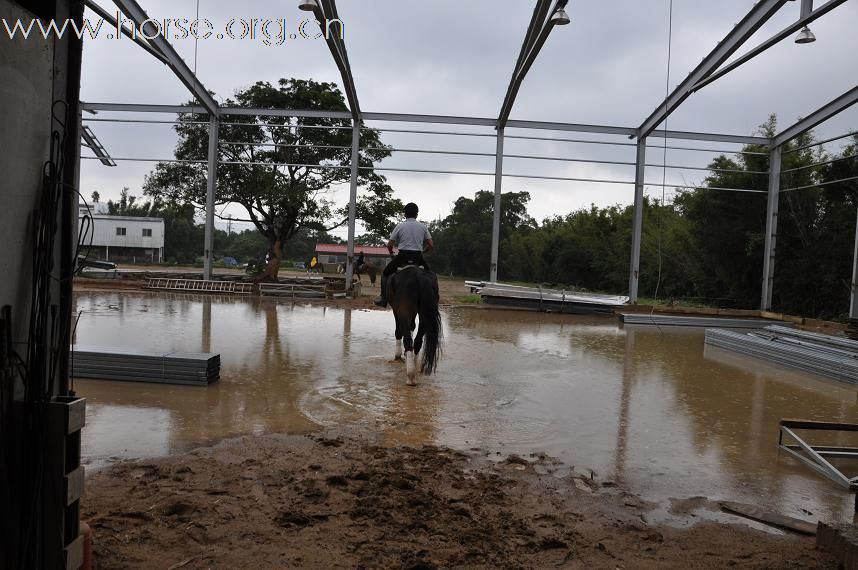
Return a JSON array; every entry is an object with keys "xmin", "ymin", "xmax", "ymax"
[{"xmin": 314, "ymin": 243, "xmax": 391, "ymax": 266}]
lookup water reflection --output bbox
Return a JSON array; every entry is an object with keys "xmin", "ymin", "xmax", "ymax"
[{"xmin": 73, "ymin": 292, "xmax": 858, "ymax": 523}]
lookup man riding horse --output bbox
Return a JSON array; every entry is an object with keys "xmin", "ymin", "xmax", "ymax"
[{"xmin": 374, "ymin": 202, "xmax": 433, "ymax": 307}]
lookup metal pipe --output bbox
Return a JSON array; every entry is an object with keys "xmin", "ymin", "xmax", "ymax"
[
  {"xmin": 761, "ymin": 146, "xmax": 782, "ymax": 311},
  {"xmin": 780, "ymin": 152, "xmax": 858, "ymax": 173},
  {"xmin": 780, "ymin": 175, "xmax": 858, "ymax": 192},
  {"xmin": 203, "ymin": 117, "xmax": 218, "ymax": 280},
  {"xmin": 783, "ymin": 129, "xmax": 858, "ymax": 154},
  {"xmin": 490, "ymin": 129, "xmax": 505, "ymax": 282},
  {"xmin": 628, "ymin": 138, "xmax": 647, "ymax": 302}
]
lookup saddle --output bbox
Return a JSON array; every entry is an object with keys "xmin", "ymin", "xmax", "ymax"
[{"xmin": 395, "ymin": 262, "xmax": 425, "ymax": 272}]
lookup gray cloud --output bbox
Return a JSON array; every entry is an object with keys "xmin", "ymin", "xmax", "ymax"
[{"xmin": 79, "ymin": 0, "xmax": 858, "ymax": 230}]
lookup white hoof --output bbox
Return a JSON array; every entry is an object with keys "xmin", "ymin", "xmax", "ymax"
[
  {"xmin": 405, "ymin": 351, "xmax": 417, "ymax": 384},
  {"xmin": 395, "ymin": 339, "xmax": 402, "ymax": 360}
]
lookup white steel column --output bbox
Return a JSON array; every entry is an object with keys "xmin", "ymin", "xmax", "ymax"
[
  {"xmin": 761, "ymin": 146, "xmax": 782, "ymax": 311},
  {"xmin": 345, "ymin": 123, "xmax": 360, "ymax": 292},
  {"xmin": 490, "ymin": 128, "xmax": 504, "ymax": 283},
  {"xmin": 628, "ymin": 137, "xmax": 647, "ymax": 302},
  {"xmin": 203, "ymin": 116, "xmax": 218, "ymax": 281},
  {"xmin": 850, "ymin": 206, "xmax": 858, "ymax": 318}
]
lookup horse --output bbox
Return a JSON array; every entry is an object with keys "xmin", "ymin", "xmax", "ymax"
[
  {"xmin": 388, "ymin": 266, "xmax": 442, "ymax": 385},
  {"xmin": 337, "ymin": 262, "xmax": 377, "ymax": 286}
]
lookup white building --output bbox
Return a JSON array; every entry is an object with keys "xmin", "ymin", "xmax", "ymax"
[{"xmin": 78, "ymin": 207, "xmax": 165, "ymax": 263}]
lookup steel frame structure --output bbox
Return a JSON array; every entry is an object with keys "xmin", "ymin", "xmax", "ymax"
[
  {"xmin": 80, "ymin": 0, "xmax": 856, "ymax": 307},
  {"xmin": 778, "ymin": 420, "xmax": 858, "ymax": 512}
]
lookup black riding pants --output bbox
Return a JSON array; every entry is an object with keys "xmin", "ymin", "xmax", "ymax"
[{"xmin": 382, "ymin": 250, "xmax": 430, "ymax": 277}]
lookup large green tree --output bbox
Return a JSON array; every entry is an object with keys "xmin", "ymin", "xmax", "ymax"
[
  {"xmin": 143, "ymin": 78, "xmax": 399, "ymax": 278},
  {"xmin": 429, "ymin": 190, "xmax": 535, "ymax": 278}
]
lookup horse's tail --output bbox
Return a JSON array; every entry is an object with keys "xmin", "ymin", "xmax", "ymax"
[{"xmin": 418, "ymin": 272, "xmax": 442, "ymax": 374}]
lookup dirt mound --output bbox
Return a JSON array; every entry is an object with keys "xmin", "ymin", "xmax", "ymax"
[{"xmin": 83, "ymin": 433, "xmax": 831, "ymax": 569}]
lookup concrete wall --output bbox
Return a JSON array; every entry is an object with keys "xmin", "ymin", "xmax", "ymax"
[{"xmin": 0, "ymin": 0, "xmax": 54, "ymax": 358}]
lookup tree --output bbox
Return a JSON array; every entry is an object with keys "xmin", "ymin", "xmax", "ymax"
[
  {"xmin": 430, "ymin": 190, "xmax": 534, "ymax": 278},
  {"xmin": 143, "ymin": 78, "xmax": 398, "ymax": 280},
  {"xmin": 91, "ymin": 191, "xmax": 100, "ymax": 204}
]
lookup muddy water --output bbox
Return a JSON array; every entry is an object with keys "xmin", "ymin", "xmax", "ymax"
[{"xmin": 73, "ymin": 291, "xmax": 858, "ymax": 524}]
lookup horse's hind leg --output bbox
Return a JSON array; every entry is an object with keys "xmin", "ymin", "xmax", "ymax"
[
  {"xmin": 400, "ymin": 315, "xmax": 417, "ymax": 385},
  {"xmin": 394, "ymin": 317, "xmax": 404, "ymax": 361}
]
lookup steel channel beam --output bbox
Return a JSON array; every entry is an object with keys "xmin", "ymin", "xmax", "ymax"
[
  {"xmin": 774, "ymin": 85, "xmax": 858, "ymax": 147},
  {"xmin": 345, "ymin": 125, "xmax": 359, "ymax": 291},
  {"xmin": 110, "ymin": 0, "xmax": 218, "ymax": 115},
  {"xmin": 638, "ymin": 0, "xmax": 787, "ymax": 139},
  {"xmin": 83, "ymin": 0, "xmax": 168, "ymax": 63},
  {"xmin": 628, "ymin": 138, "xmax": 647, "ymax": 302},
  {"xmin": 203, "ymin": 117, "xmax": 218, "ymax": 280},
  {"xmin": 498, "ymin": 0, "xmax": 567, "ymax": 129},
  {"xmin": 693, "ymin": 0, "xmax": 849, "ymax": 93},
  {"xmin": 780, "ymin": 426, "xmax": 853, "ymax": 488},
  {"xmin": 851, "ymin": 204, "xmax": 858, "ymax": 319},
  {"xmin": 490, "ymin": 129, "xmax": 505, "ymax": 282},
  {"xmin": 761, "ymin": 146, "xmax": 782, "ymax": 311},
  {"xmin": 79, "ymin": 102, "xmax": 771, "ymax": 144}
]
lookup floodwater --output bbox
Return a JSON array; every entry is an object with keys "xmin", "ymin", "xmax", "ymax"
[{"xmin": 72, "ymin": 291, "xmax": 858, "ymax": 524}]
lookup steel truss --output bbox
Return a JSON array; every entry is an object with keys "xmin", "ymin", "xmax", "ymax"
[
  {"xmin": 80, "ymin": 0, "xmax": 855, "ymax": 303},
  {"xmin": 778, "ymin": 419, "xmax": 858, "ymax": 512}
]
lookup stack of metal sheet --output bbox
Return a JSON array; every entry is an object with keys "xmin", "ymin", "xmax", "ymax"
[
  {"xmin": 71, "ymin": 345, "xmax": 220, "ymax": 386},
  {"xmin": 620, "ymin": 313, "xmax": 787, "ymax": 328},
  {"xmin": 258, "ymin": 282, "xmax": 327, "ymax": 298},
  {"xmin": 467, "ymin": 282, "xmax": 628, "ymax": 314},
  {"xmin": 704, "ymin": 328, "xmax": 858, "ymax": 385}
]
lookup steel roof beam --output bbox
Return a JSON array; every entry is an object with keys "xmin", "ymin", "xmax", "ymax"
[
  {"xmin": 302, "ymin": 0, "xmax": 361, "ymax": 119},
  {"xmin": 773, "ymin": 85, "xmax": 858, "ymax": 147},
  {"xmin": 692, "ymin": 0, "xmax": 850, "ymax": 93},
  {"xmin": 638, "ymin": 0, "xmax": 787, "ymax": 140},
  {"xmin": 110, "ymin": 0, "xmax": 218, "ymax": 115},
  {"xmin": 497, "ymin": 0, "xmax": 568, "ymax": 129},
  {"xmin": 79, "ymin": 102, "xmax": 772, "ymax": 143},
  {"xmin": 84, "ymin": 0, "xmax": 168, "ymax": 64}
]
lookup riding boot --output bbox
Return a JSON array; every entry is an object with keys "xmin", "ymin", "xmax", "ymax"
[{"xmin": 374, "ymin": 275, "xmax": 388, "ymax": 307}]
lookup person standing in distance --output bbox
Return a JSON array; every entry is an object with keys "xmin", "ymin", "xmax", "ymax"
[{"xmin": 374, "ymin": 202, "xmax": 433, "ymax": 307}]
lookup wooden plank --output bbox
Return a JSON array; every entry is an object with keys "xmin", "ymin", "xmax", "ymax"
[{"xmin": 720, "ymin": 501, "xmax": 817, "ymax": 535}]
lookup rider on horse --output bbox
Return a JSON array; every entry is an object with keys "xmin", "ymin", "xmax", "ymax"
[
  {"xmin": 374, "ymin": 202, "xmax": 433, "ymax": 307},
  {"xmin": 355, "ymin": 251, "xmax": 366, "ymax": 274}
]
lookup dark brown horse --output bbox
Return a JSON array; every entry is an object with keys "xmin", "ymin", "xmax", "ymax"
[{"xmin": 388, "ymin": 266, "xmax": 442, "ymax": 385}]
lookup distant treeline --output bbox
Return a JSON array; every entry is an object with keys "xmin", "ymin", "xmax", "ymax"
[{"xmin": 429, "ymin": 123, "xmax": 857, "ymax": 320}]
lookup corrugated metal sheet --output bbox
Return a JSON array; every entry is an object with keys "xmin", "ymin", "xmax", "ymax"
[{"xmin": 705, "ymin": 328, "xmax": 858, "ymax": 385}]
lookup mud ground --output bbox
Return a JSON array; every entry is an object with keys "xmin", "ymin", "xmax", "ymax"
[{"xmin": 83, "ymin": 432, "xmax": 832, "ymax": 569}]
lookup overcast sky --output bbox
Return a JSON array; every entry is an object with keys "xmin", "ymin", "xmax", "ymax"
[{"xmin": 78, "ymin": 0, "xmax": 858, "ymax": 238}]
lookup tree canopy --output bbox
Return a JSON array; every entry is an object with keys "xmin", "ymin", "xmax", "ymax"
[
  {"xmin": 143, "ymin": 78, "xmax": 401, "ymax": 248},
  {"xmin": 428, "ymin": 118, "xmax": 858, "ymax": 319}
]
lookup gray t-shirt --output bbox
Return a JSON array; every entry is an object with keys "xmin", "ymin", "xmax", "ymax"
[{"xmin": 390, "ymin": 218, "xmax": 431, "ymax": 252}]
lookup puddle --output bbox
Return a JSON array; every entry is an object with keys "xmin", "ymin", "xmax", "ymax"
[{"xmin": 72, "ymin": 291, "xmax": 858, "ymax": 524}]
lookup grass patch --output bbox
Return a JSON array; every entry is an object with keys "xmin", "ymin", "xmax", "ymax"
[{"xmin": 453, "ymin": 294, "xmax": 481, "ymax": 304}]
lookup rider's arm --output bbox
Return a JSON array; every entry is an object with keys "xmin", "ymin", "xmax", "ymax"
[
  {"xmin": 423, "ymin": 239, "xmax": 434, "ymax": 254},
  {"xmin": 386, "ymin": 239, "xmax": 396, "ymax": 256}
]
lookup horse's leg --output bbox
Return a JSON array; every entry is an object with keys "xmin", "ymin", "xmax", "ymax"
[
  {"xmin": 394, "ymin": 317, "xmax": 403, "ymax": 361},
  {"xmin": 413, "ymin": 319, "xmax": 426, "ymax": 356},
  {"xmin": 402, "ymin": 313, "xmax": 416, "ymax": 385}
]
